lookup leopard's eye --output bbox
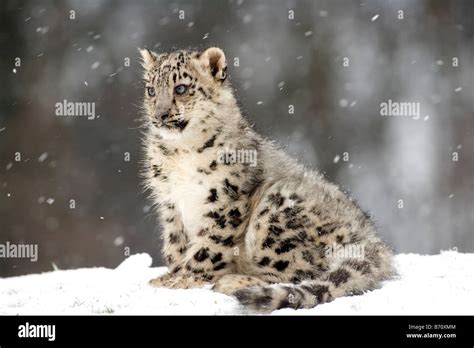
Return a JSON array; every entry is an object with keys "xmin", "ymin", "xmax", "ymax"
[
  {"xmin": 174, "ymin": 84, "xmax": 188, "ymax": 95},
  {"xmin": 147, "ymin": 87, "xmax": 155, "ymax": 97}
]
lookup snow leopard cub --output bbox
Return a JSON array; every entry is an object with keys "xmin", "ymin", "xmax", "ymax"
[{"xmin": 140, "ymin": 47, "xmax": 394, "ymax": 311}]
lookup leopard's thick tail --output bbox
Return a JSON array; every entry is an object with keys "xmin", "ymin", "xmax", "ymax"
[{"xmin": 234, "ymin": 241, "xmax": 395, "ymax": 312}]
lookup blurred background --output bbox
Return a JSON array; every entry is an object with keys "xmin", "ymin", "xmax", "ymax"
[{"xmin": 0, "ymin": 0, "xmax": 472, "ymax": 277}]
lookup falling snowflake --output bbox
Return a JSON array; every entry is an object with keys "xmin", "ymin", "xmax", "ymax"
[
  {"xmin": 339, "ymin": 99, "xmax": 348, "ymax": 108},
  {"xmin": 46, "ymin": 198, "xmax": 55, "ymax": 205},
  {"xmin": 243, "ymin": 14, "xmax": 252, "ymax": 24},
  {"xmin": 371, "ymin": 14, "xmax": 379, "ymax": 22},
  {"xmin": 38, "ymin": 152, "xmax": 48, "ymax": 162},
  {"xmin": 114, "ymin": 236, "xmax": 125, "ymax": 246},
  {"xmin": 333, "ymin": 155, "xmax": 341, "ymax": 163}
]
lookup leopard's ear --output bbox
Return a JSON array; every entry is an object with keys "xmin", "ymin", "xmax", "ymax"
[
  {"xmin": 139, "ymin": 48, "xmax": 159, "ymax": 70},
  {"xmin": 199, "ymin": 47, "xmax": 227, "ymax": 82}
]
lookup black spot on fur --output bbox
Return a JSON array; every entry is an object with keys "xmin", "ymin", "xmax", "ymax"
[
  {"xmin": 254, "ymin": 288, "xmax": 273, "ymax": 307},
  {"xmin": 228, "ymin": 208, "xmax": 243, "ymax": 228},
  {"xmin": 262, "ymin": 237, "xmax": 275, "ymax": 249},
  {"xmin": 197, "ymin": 167, "xmax": 211, "ymax": 175},
  {"xmin": 316, "ymin": 223, "xmax": 338, "ymax": 236},
  {"xmin": 210, "ymin": 234, "xmax": 222, "ymax": 243},
  {"xmin": 268, "ymin": 213, "xmax": 280, "ymax": 223},
  {"xmin": 228, "ymin": 208, "xmax": 241, "ymax": 218},
  {"xmin": 211, "ymin": 252, "xmax": 223, "ymax": 264},
  {"xmin": 192, "ymin": 267, "xmax": 204, "ymax": 274},
  {"xmin": 292, "ymin": 270, "xmax": 315, "ymax": 283},
  {"xmin": 166, "ymin": 255, "xmax": 174, "ymax": 265},
  {"xmin": 258, "ymin": 256, "xmax": 271, "ymax": 266},
  {"xmin": 222, "ymin": 236, "xmax": 234, "ymax": 247},
  {"xmin": 234, "ymin": 289, "xmax": 252, "ymax": 305},
  {"xmin": 269, "ymin": 225, "xmax": 284, "ymax": 236},
  {"xmin": 152, "ymin": 164, "xmax": 161, "ymax": 177},
  {"xmin": 328, "ymin": 268, "xmax": 351, "ymax": 286},
  {"xmin": 205, "ymin": 211, "xmax": 226, "ymax": 228},
  {"xmin": 302, "ymin": 250, "xmax": 315, "ymax": 265},
  {"xmin": 198, "ymin": 87, "xmax": 208, "ymax": 98},
  {"xmin": 209, "ymin": 234, "xmax": 233, "ymax": 247},
  {"xmin": 268, "ymin": 193, "xmax": 285, "ymax": 207},
  {"xmin": 223, "ymin": 178, "xmax": 239, "ymax": 199},
  {"xmin": 207, "ymin": 188, "xmax": 218, "ymax": 203},
  {"xmin": 286, "ymin": 219, "xmax": 304, "ymax": 230},
  {"xmin": 342, "ymin": 259, "xmax": 371, "ymax": 275},
  {"xmin": 283, "ymin": 206, "xmax": 304, "ymax": 219},
  {"xmin": 273, "ymin": 260, "xmax": 290, "ymax": 271},
  {"xmin": 168, "ymin": 233, "xmax": 179, "ymax": 244},
  {"xmin": 228, "ymin": 219, "xmax": 242, "ymax": 228},
  {"xmin": 301, "ymin": 284, "xmax": 330, "ymax": 303},
  {"xmin": 275, "ymin": 239, "xmax": 297, "ymax": 254},
  {"xmin": 202, "ymin": 273, "xmax": 214, "ymax": 281},
  {"xmin": 193, "ymin": 248, "xmax": 209, "ymax": 262},
  {"xmin": 277, "ymin": 298, "xmax": 291, "ymax": 309},
  {"xmin": 289, "ymin": 193, "xmax": 303, "ymax": 203},
  {"xmin": 209, "ymin": 160, "xmax": 217, "ymax": 171},
  {"xmin": 198, "ymin": 134, "xmax": 217, "ymax": 153},
  {"xmin": 258, "ymin": 208, "xmax": 270, "ymax": 216},
  {"xmin": 159, "ymin": 144, "xmax": 171, "ymax": 156},
  {"xmin": 213, "ymin": 262, "xmax": 227, "ymax": 271}
]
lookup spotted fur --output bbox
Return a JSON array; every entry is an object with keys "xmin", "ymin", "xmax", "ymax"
[{"xmin": 140, "ymin": 47, "xmax": 394, "ymax": 312}]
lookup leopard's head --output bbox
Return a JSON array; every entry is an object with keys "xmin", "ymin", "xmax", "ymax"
[{"xmin": 140, "ymin": 47, "xmax": 237, "ymax": 140}]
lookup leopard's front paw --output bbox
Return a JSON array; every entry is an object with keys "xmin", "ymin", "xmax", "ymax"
[
  {"xmin": 149, "ymin": 273, "xmax": 175, "ymax": 288},
  {"xmin": 149, "ymin": 273, "xmax": 210, "ymax": 289}
]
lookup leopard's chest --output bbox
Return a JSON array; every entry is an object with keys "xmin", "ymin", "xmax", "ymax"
[{"xmin": 151, "ymin": 151, "xmax": 222, "ymax": 239}]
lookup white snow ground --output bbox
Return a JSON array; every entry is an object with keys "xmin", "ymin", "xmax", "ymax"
[{"xmin": 0, "ymin": 251, "xmax": 472, "ymax": 315}]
